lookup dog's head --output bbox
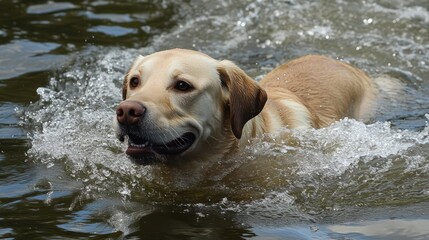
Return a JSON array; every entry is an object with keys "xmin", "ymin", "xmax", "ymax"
[{"xmin": 114, "ymin": 49, "xmax": 267, "ymax": 164}]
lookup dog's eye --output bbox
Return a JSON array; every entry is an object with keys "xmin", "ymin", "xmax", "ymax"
[
  {"xmin": 129, "ymin": 77, "xmax": 140, "ymax": 88},
  {"xmin": 175, "ymin": 81, "xmax": 193, "ymax": 92}
]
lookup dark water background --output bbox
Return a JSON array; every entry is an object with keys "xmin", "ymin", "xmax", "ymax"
[{"xmin": 1, "ymin": 0, "xmax": 429, "ymax": 239}]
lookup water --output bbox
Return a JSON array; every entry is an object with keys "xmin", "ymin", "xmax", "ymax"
[{"xmin": 1, "ymin": 0, "xmax": 429, "ymax": 239}]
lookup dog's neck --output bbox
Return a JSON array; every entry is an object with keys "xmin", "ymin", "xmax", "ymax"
[
  {"xmin": 238, "ymin": 112, "xmax": 270, "ymax": 146},
  {"xmin": 239, "ymin": 100, "xmax": 289, "ymax": 144},
  {"xmin": 190, "ymin": 104, "xmax": 282, "ymax": 161}
]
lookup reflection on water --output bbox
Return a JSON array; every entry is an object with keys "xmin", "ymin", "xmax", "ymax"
[
  {"xmin": 251, "ymin": 218, "xmax": 429, "ymax": 240},
  {"xmin": 329, "ymin": 219, "xmax": 429, "ymax": 240},
  {"xmin": 0, "ymin": 40, "xmax": 65, "ymax": 80},
  {"xmin": 1, "ymin": 0, "xmax": 429, "ymax": 239}
]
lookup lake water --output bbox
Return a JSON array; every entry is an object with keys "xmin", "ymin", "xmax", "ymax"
[{"xmin": 1, "ymin": 0, "xmax": 429, "ymax": 239}]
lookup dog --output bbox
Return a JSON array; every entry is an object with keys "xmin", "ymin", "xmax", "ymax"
[{"xmin": 114, "ymin": 49, "xmax": 378, "ymax": 164}]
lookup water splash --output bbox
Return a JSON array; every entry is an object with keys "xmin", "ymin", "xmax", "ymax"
[
  {"xmin": 293, "ymin": 119, "xmax": 429, "ymax": 176},
  {"xmin": 23, "ymin": 49, "xmax": 154, "ymax": 200}
]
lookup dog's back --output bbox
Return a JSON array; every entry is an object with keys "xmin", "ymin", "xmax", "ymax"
[{"xmin": 260, "ymin": 55, "xmax": 378, "ymax": 127}]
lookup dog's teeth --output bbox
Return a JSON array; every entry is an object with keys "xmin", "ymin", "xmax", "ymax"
[{"xmin": 130, "ymin": 142, "xmax": 149, "ymax": 148}]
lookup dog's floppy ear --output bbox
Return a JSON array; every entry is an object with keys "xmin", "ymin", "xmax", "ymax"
[
  {"xmin": 122, "ymin": 73, "xmax": 128, "ymax": 100},
  {"xmin": 122, "ymin": 55, "xmax": 145, "ymax": 100},
  {"xmin": 217, "ymin": 60, "xmax": 267, "ymax": 139}
]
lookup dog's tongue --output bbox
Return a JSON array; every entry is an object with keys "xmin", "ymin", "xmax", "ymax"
[{"xmin": 126, "ymin": 145, "xmax": 153, "ymax": 157}]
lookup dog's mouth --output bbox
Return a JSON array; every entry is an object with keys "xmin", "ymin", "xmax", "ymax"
[{"xmin": 125, "ymin": 132, "xmax": 196, "ymax": 159}]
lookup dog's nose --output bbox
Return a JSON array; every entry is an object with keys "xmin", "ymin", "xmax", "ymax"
[{"xmin": 116, "ymin": 101, "xmax": 146, "ymax": 125}]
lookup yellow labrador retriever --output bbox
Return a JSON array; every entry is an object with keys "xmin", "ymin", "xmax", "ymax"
[{"xmin": 114, "ymin": 49, "xmax": 377, "ymax": 164}]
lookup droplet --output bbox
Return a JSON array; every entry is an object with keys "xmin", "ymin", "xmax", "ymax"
[
  {"xmin": 310, "ymin": 225, "xmax": 319, "ymax": 232},
  {"xmin": 363, "ymin": 18, "xmax": 373, "ymax": 25}
]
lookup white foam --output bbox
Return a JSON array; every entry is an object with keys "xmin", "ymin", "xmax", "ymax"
[{"xmin": 292, "ymin": 119, "xmax": 429, "ymax": 176}]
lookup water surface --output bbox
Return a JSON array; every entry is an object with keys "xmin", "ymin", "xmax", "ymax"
[{"xmin": 1, "ymin": 0, "xmax": 429, "ymax": 239}]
